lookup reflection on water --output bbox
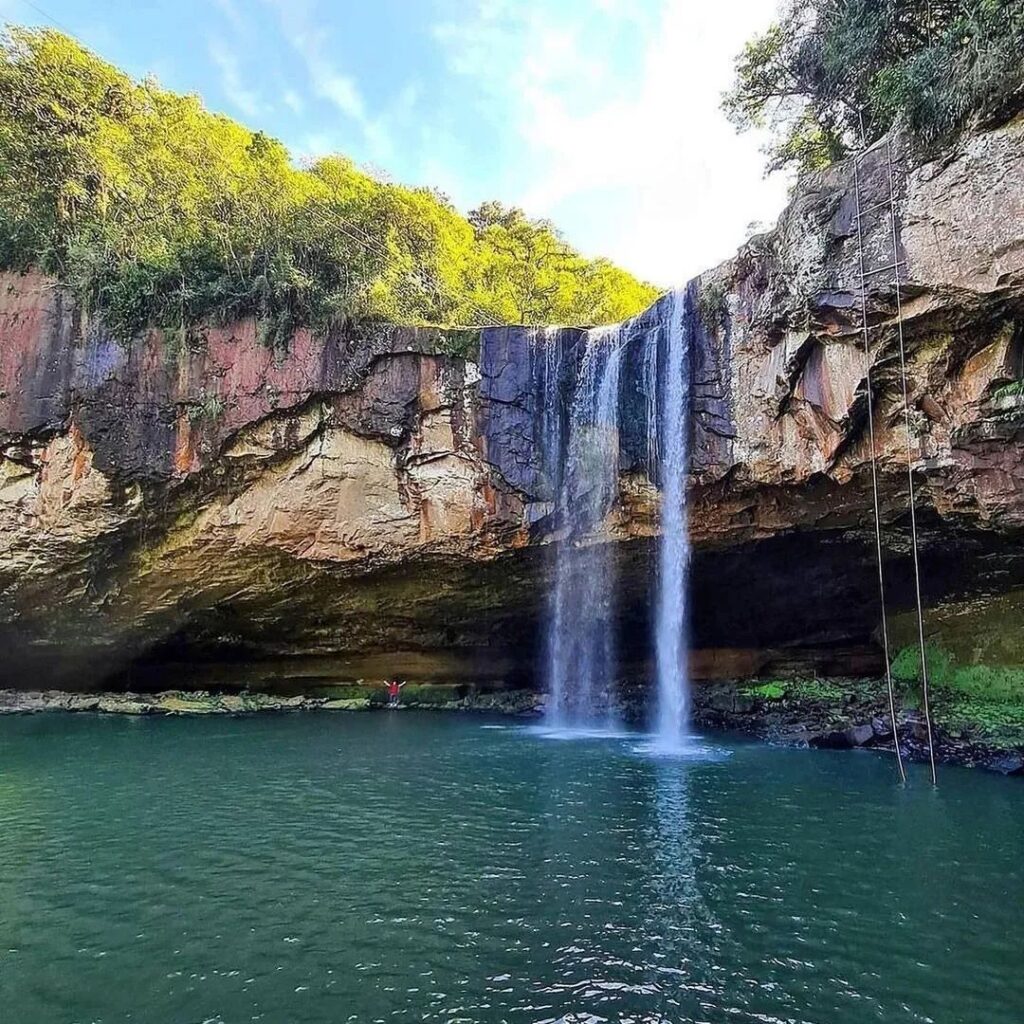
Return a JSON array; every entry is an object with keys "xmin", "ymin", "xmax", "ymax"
[
  {"xmin": 1, "ymin": 712, "xmax": 1022, "ymax": 1023},
  {"xmin": 641, "ymin": 756, "xmax": 720, "ymax": 1018}
]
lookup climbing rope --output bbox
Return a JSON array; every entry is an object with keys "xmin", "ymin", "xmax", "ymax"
[
  {"xmin": 884, "ymin": 138, "xmax": 937, "ymax": 785},
  {"xmin": 852, "ymin": 153, "xmax": 907, "ymax": 785}
]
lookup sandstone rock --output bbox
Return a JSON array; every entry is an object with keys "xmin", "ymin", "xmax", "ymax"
[
  {"xmin": 156, "ymin": 695, "xmax": 221, "ymax": 714},
  {"xmin": 66, "ymin": 695, "xmax": 100, "ymax": 712},
  {"xmin": 2, "ymin": 120, "xmax": 1024, "ymax": 689}
]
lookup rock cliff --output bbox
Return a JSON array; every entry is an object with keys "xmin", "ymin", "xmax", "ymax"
[{"xmin": 2, "ymin": 117, "xmax": 1023, "ymax": 690}]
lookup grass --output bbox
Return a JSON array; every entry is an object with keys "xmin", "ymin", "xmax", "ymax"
[{"xmin": 891, "ymin": 644, "xmax": 1024, "ymax": 740}]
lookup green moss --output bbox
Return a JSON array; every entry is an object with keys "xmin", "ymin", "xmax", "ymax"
[
  {"xmin": 891, "ymin": 644, "xmax": 1024, "ymax": 703},
  {"xmin": 696, "ymin": 282, "xmax": 728, "ymax": 329},
  {"xmin": 185, "ymin": 393, "xmax": 225, "ymax": 423},
  {"xmin": 947, "ymin": 664, "xmax": 1024, "ymax": 703},
  {"xmin": 934, "ymin": 698, "xmax": 1024, "ymax": 741},
  {"xmin": 888, "ymin": 643, "xmax": 1024, "ymax": 740},
  {"xmin": 401, "ymin": 683, "xmax": 462, "ymax": 705},
  {"xmin": 891, "ymin": 643, "xmax": 953, "ymax": 686},
  {"xmin": 991, "ymin": 380, "xmax": 1024, "ymax": 400},
  {"xmin": 789, "ymin": 679, "xmax": 847, "ymax": 702},
  {"xmin": 745, "ymin": 681, "xmax": 787, "ymax": 700},
  {"xmin": 888, "ymin": 591, "xmax": 1024, "ymax": 667},
  {"xmin": 434, "ymin": 328, "xmax": 482, "ymax": 359}
]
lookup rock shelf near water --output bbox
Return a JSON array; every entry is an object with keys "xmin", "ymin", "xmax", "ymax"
[
  {"xmin": 0, "ymin": 687, "xmax": 543, "ymax": 716},
  {"xmin": 3, "ymin": 681, "xmax": 1021, "ymax": 775}
]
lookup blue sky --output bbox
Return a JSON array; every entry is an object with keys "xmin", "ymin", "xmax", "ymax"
[{"xmin": 1, "ymin": 0, "xmax": 791, "ymax": 286}]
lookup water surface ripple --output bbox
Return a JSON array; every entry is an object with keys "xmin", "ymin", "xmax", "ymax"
[{"xmin": 1, "ymin": 713, "xmax": 1022, "ymax": 1023}]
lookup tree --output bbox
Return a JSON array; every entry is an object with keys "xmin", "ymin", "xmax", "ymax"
[
  {"xmin": 0, "ymin": 27, "xmax": 660, "ymax": 342},
  {"xmin": 723, "ymin": 0, "xmax": 1024, "ymax": 174}
]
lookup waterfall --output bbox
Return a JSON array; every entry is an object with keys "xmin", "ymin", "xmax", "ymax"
[
  {"xmin": 546, "ymin": 326, "xmax": 623, "ymax": 728},
  {"xmin": 535, "ymin": 287, "xmax": 692, "ymax": 740},
  {"xmin": 651, "ymin": 289, "xmax": 692, "ymax": 748}
]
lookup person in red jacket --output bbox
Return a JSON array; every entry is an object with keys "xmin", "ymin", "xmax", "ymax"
[{"xmin": 385, "ymin": 679, "xmax": 406, "ymax": 707}]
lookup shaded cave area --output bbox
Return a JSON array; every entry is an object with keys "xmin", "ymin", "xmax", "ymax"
[{"xmin": 104, "ymin": 511, "xmax": 1024, "ymax": 697}]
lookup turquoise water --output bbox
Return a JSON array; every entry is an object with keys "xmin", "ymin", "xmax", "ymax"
[{"xmin": 1, "ymin": 713, "xmax": 1022, "ymax": 1023}]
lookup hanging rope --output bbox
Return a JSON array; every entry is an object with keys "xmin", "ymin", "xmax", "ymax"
[
  {"xmin": 884, "ymin": 137, "xmax": 937, "ymax": 785},
  {"xmin": 853, "ymin": 153, "xmax": 907, "ymax": 785}
]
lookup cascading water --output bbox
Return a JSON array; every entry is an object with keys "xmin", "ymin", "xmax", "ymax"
[
  {"xmin": 546, "ymin": 326, "xmax": 623, "ymax": 729},
  {"xmin": 650, "ymin": 289, "xmax": 693, "ymax": 749},
  {"xmin": 536, "ymin": 287, "xmax": 693, "ymax": 741}
]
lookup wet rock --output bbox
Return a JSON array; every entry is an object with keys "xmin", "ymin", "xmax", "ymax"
[
  {"xmin": 156, "ymin": 694, "xmax": 221, "ymax": 714},
  {"xmin": 845, "ymin": 723, "xmax": 876, "ymax": 747},
  {"xmin": 96, "ymin": 695, "xmax": 153, "ymax": 715},
  {"xmin": 980, "ymin": 753, "xmax": 1024, "ymax": 776},
  {"xmin": 774, "ymin": 728, "xmax": 818, "ymax": 749},
  {"xmin": 813, "ymin": 729, "xmax": 853, "ymax": 749},
  {"xmin": 322, "ymin": 698, "xmax": 371, "ymax": 711},
  {"xmin": 871, "ymin": 716, "xmax": 893, "ymax": 738}
]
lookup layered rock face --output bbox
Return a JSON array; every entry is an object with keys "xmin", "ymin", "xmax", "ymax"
[{"xmin": 2, "ymin": 118, "xmax": 1023, "ymax": 690}]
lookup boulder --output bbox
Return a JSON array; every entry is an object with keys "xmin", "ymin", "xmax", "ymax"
[{"xmin": 844, "ymin": 723, "xmax": 876, "ymax": 747}]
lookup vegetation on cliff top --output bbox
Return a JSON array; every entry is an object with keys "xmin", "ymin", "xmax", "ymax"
[
  {"xmin": 0, "ymin": 28, "xmax": 659, "ymax": 343},
  {"xmin": 725, "ymin": 0, "xmax": 1024, "ymax": 173}
]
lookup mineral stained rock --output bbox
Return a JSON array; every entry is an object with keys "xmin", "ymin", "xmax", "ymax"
[{"xmin": 2, "ymin": 119, "xmax": 1023, "ymax": 690}]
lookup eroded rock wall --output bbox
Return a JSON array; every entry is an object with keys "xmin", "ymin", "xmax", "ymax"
[{"xmin": 2, "ymin": 116, "xmax": 1024, "ymax": 689}]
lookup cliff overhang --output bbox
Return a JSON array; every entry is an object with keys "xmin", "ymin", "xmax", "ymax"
[{"xmin": 2, "ymin": 118, "xmax": 1024, "ymax": 689}]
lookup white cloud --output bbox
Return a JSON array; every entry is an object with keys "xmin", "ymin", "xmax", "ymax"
[
  {"xmin": 434, "ymin": 0, "xmax": 791, "ymax": 286},
  {"xmin": 263, "ymin": 2, "xmax": 365, "ymax": 118},
  {"xmin": 314, "ymin": 68, "xmax": 365, "ymax": 121},
  {"xmin": 282, "ymin": 87, "xmax": 305, "ymax": 115},
  {"xmin": 213, "ymin": 0, "xmax": 247, "ymax": 36},
  {"xmin": 207, "ymin": 37, "xmax": 262, "ymax": 118},
  {"xmin": 262, "ymin": 0, "xmax": 413, "ymax": 165}
]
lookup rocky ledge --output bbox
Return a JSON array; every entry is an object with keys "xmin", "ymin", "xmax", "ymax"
[
  {"xmin": 688, "ymin": 679, "xmax": 1024, "ymax": 776},
  {"xmin": 3, "ymin": 682, "xmax": 1021, "ymax": 775},
  {"xmin": 0, "ymin": 685, "xmax": 542, "ymax": 716}
]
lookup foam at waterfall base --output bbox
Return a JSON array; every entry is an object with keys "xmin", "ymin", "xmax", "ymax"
[
  {"xmin": 632, "ymin": 734, "xmax": 732, "ymax": 762},
  {"xmin": 524, "ymin": 723, "xmax": 633, "ymax": 742},
  {"xmin": 512, "ymin": 722, "xmax": 731, "ymax": 762}
]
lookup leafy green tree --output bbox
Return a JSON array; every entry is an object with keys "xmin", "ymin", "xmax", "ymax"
[
  {"xmin": 0, "ymin": 27, "xmax": 660, "ymax": 342},
  {"xmin": 723, "ymin": 0, "xmax": 1024, "ymax": 174}
]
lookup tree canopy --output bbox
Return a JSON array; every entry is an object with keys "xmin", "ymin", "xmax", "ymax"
[
  {"xmin": 723, "ymin": 0, "xmax": 1024, "ymax": 174},
  {"xmin": 0, "ymin": 27, "xmax": 660, "ymax": 343}
]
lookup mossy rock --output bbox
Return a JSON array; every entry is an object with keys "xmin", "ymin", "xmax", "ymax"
[
  {"xmin": 402, "ymin": 683, "xmax": 463, "ymax": 706},
  {"xmin": 157, "ymin": 696, "xmax": 221, "ymax": 714},
  {"xmin": 744, "ymin": 681, "xmax": 787, "ymax": 700}
]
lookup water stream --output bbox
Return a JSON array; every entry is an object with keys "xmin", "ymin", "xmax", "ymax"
[{"xmin": 652, "ymin": 288, "xmax": 692, "ymax": 748}]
